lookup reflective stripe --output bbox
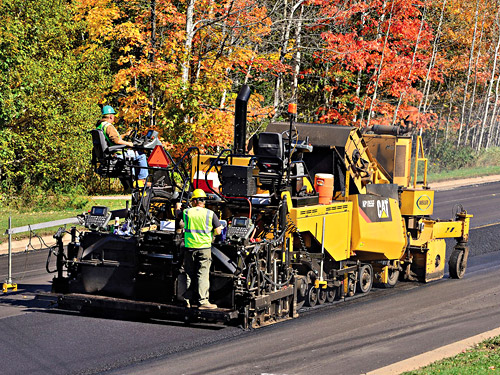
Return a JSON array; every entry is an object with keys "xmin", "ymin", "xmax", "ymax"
[{"xmin": 185, "ymin": 209, "xmax": 211, "ymax": 234}]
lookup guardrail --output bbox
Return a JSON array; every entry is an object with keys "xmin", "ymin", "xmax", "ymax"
[{"xmin": 3, "ymin": 216, "xmax": 80, "ymax": 293}]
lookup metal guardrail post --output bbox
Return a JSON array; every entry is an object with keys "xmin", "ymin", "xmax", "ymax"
[{"xmin": 3, "ymin": 216, "xmax": 17, "ymax": 293}]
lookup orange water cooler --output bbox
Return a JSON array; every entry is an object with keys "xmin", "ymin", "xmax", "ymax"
[{"xmin": 314, "ymin": 173, "xmax": 334, "ymax": 204}]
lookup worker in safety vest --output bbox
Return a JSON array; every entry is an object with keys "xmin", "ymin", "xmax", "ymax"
[
  {"xmin": 96, "ymin": 105, "xmax": 149, "ymax": 184},
  {"xmin": 176, "ymin": 189, "xmax": 222, "ymax": 309}
]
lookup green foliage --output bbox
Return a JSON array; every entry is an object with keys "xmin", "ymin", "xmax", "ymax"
[
  {"xmin": 427, "ymin": 141, "xmax": 476, "ymax": 172},
  {"xmin": 0, "ymin": 184, "xmax": 90, "ymax": 212},
  {"xmin": 0, "ymin": 0, "xmax": 112, "ymax": 195}
]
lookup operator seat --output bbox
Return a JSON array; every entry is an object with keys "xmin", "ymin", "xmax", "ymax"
[
  {"xmin": 90, "ymin": 129, "xmax": 132, "ymax": 180},
  {"xmin": 252, "ymin": 132, "xmax": 286, "ymax": 190}
]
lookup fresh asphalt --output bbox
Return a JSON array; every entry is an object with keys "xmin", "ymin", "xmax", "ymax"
[{"xmin": 0, "ymin": 180, "xmax": 499, "ymax": 375}]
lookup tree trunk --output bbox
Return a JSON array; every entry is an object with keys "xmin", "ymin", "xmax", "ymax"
[
  {"xmin": 486, "ymin": 68, "xmax": 500, "ymax": 149},
  {"xmin": 292, "ymin": 3, "xmax": 304, "ymax": 103},
  {"xmin": 477, "ymin": 14, "xmax": 500, "ymax": 151},
  {"xmin": 392, "ymin": 0, "xmax": 427, "ymax": 125},
  {"xmin": 464, "ymin": 14, "xmax": 486, "ymax": 147},
  {"xmin": 419, "ymin": 0, "xmax": 446, "ymax": 117},
  {"xmin": 457, "ymin": 0, "xmax": 480, "ymax": 146},
  {"xmin": 182, "ymin": 0, "xmax": 196, "ymax": 85},
  {"xmin": 367, "ymin": 0, "xmax": 395, "ymax": 127},
  {"xmin": 149, "ymin": 0, "xmax": 156, "ymax": 127},
  {"xmin": 273, "ymin": 0, "xmax": 305, "ymax": 118}
]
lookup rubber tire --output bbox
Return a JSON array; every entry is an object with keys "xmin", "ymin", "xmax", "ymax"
[
  {"xmin": 326, "ymin": 287, "xmax": 337, "ymax": 303},
  {"xmin": 449, "ymin": 249, "xmax": 466, "ymax": 279},
  {"xmin": 356, "ymin": 264, "xmax": 373, "ymax": 294},
  {"xmin": 384, "ymin": 268, "xmax": 399, "ymax": 288},
  {"xmin": 318, "ymin": 288, "xmax": 327, "ymax": 305},
  {"xmin": 305, "ymin": 286, "xmax": 318, "ymax": 307}
]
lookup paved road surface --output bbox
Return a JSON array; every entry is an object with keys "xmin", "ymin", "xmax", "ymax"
[{"xmin": 0, "ymin": 181, "xmax": 499, "ymax": 375}]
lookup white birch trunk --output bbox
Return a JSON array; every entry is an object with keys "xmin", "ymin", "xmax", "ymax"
[
  {"xmin": 457, "ymin": 0, "xmax": 480, "ymax": 146},
  {"xmin": 477, "ymin": 15, "xmax": 500, "ymax": 151},
  {"xmin": 292, "ymin": 4, "xmax": 304, "ymax": 102},
  {"xmin": 182, "ymin": 0, "xmax": 196, "ymax": 85},
  {"xmin": 419, "ymin": 0, "xmax": 446, "ymax": 117},
  {"xmin": 464, "ymin": 15, "xmax": 485, "ymax": 146},
  {"xmin": 392, "ymin": 1, "xmax": 427, "ymax": 126},
  {"xmin": 367, "ymin": 0, "xmax": 395, "ymax": 127}
]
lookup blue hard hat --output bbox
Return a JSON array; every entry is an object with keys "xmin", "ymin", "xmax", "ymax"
[{"xmin": 102, "ymin": 105, "xmax": 116, "ymax": 115}]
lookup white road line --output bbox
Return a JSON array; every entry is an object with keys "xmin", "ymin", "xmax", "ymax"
[{"xmin": 365, "ymin": 327, "xmax": 500, "ymax": 375}]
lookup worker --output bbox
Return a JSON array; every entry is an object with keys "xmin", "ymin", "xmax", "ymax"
[
  {"xmin": 175, "ymin": 189, "xmax": 222, "ymax": 309},
  {"xmin": 96, "ymin": 105, "xmax": 149, "ymax": 184}
]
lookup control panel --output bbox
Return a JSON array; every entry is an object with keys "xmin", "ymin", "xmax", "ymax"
[
  {"xmin": 133, "ymin": 129, "xmax": 162, "ymax": 149},
  {"xmin": 84, "ymin": 206, "xmax": 112, "ymax": 231},
  {"xmin": 226, "ymin": 217, "xmax": 254, "ymax": 241}
]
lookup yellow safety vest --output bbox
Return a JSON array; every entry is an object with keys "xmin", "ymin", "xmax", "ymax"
[{"xmin": 183, "ymin": 207, "xmax": 214, "ymax": 249}]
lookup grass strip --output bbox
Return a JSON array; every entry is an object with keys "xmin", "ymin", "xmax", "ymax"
[
  {"xmin": 427, "ymin": 165, "xmax": 500, "ymax": 183},
  {"xmin": 403, "ymin": 335, "xmax": 500, "ymax": 374},
  {"xmin": 0, "ymin": 197, "xmax": 130, "ymax": 244}
]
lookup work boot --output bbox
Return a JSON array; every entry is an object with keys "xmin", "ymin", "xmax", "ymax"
[{"xmin": 198, "ymin": 302, "xmax": 217, "ymax": 310}]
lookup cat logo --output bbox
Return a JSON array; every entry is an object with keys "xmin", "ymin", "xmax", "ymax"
[
  {"xmin": 359, "ymin": 195, "xmax": 392, "ymax": 222},
  {"xmin": 377, "ymin": 199, "xmax": 390, "ymax": 219}
]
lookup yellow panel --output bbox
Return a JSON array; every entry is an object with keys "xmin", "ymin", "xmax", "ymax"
[
  {"xmin": 349, "ymin": 195, "xmax": 406, "ymax": 260},
  {"xmin": 432, "ymin": 221, "xmax": 464, "ymax": 239},
  {"xmin": 424, "ymin": 239, "xmax": 445, "ymax": 282},
  {"xmin": 400, "ymin": 189, "xmax": 434, "ymax": 216},
  {"xmin": 290, "ymin": 202, "xmax": 352, "ymax": 261}
]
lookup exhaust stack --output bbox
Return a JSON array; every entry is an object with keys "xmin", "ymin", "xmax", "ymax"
[{"xmin": 233, "ymin": 85, "xmax": 252, "ymax": 154}]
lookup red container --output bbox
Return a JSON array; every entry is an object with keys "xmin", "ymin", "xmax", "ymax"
[{"xmin": 314, "ymin": 173, "xmax": 334, "ymax": 204}]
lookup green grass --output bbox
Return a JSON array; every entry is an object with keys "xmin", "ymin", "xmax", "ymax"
[
  {"xmin": 427, "ymin": 165, "xmax": 500, "ymax": 183},
  {"xmin": 0, "ymin": 197, "xmax": 130, "ymax": 244},
  {"xmin": 403, "ymin": 336, "xmax": 500, "ymax": 375}
]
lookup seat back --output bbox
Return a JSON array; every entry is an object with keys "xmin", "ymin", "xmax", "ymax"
[
  {"xmin": 91, "ymin": 129, "xmax": 109, "ymax": 161},
  {"xmin": 253, "ymin": 132, "xmax": 286, "ymax": 191},
  {"xmin": 253, "ymin": 132, "xmax": 283, "ymax": 160},
  {"xmin": 90, "ymin": 129, "xmax": 130, "ymax": 180}
]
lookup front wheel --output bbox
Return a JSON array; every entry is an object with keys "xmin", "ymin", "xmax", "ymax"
[{"xmin": 449, "ymin": 248, "xmax": 467, "ymax": 279}]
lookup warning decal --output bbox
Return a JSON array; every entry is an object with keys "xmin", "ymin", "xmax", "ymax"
[
  {"xmin": 148, "ymin": 145, "xmax": 171, "ymax": 168},
  {"xmin": 358, "ymin": 195, "xmax": 392, "ymax": 223}
]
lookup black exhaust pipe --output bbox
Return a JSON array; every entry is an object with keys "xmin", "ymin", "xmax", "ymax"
[{"xmin": 233, "ymin": 85, "xmax": 252, "ymax": 154}]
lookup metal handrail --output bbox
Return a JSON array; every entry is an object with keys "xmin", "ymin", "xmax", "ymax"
[{"xmin": 3, "ymin": 215, "xmax": 80, "ymax": 293}]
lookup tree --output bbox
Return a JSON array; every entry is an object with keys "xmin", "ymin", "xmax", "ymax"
[{"xmin": 0, "ymin": 0, "xmax": 111, "ymax": 194}]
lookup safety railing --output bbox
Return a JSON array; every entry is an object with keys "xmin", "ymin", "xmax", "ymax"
[{"xmin": 3, "ymin": 216, "xmax": 80, "ymax": 293}]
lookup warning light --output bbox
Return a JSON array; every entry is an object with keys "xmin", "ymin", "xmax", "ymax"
[
  {"xmin": 147, "ymin": 145, "xmax": 171, "ymax": 168},
  {"xmin": 288, "ymin": 103, "xmax": 297, "ymax": 114}
]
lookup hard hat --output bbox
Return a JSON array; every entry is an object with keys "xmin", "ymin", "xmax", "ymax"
[
  {"xmin": 191, "ymin": 189, "xmax": 207, "ymax": 199},
  {"xmin": 102, "ymin": 105, "xmax": 116, "ymax": 115}
]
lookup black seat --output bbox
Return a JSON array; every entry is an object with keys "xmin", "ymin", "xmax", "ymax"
[
  {"xmin": 252, "ymin": 132, "xmax": 286, "ymax": 190},
  {"xmin": 90, "ymin": 129, "xmax": 131, "ymax": 179}
]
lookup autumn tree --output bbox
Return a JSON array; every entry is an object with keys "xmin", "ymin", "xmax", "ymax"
[{"xmin": 0, "ymin": 0, "xmax": 111, "ymax": 196}]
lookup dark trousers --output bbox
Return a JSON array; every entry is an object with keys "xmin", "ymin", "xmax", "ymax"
[{"xmin": 184, "ymin": 247, "xmax": 211, "ymax": 305}]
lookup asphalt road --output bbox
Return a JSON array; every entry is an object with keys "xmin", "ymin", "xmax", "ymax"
[{"xmin": 0, "ymin": 181, "xmax": 499, "ymax": 375}]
